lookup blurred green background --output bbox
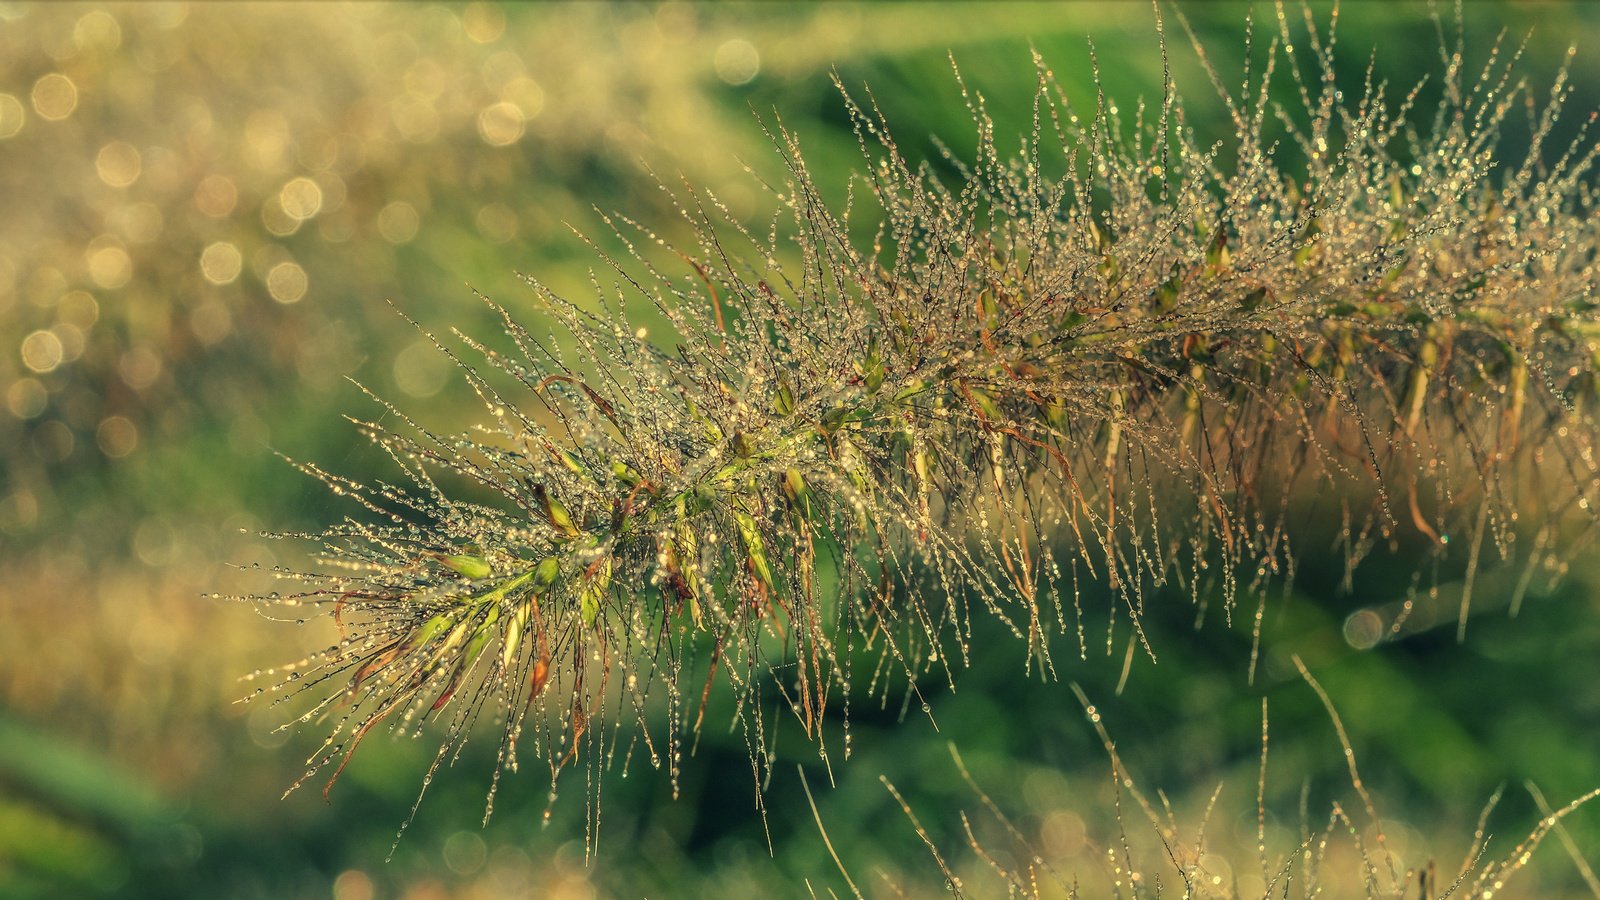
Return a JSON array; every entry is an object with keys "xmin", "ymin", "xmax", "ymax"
[{"xmin": 3, "ymin": 2, "xmax": 1600, "ymax": 897}]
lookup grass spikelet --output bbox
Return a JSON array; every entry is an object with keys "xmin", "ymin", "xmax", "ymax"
[{"xmin": 237, "ymin": 2, "xmax": 1600, "ymax": 839}]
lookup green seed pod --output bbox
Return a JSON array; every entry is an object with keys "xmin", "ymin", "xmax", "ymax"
[
  {"xmin": 435, "ymin": 617, "xmax": 474, "ymax": 664},
  {"xmin": 534, "ymin": 484, "xmax": 581, "ymax": 539},
  {"xmin": 556, "ymin": 448, "xmax": 587, "ymax": 477},
  {"xmin": 733, "ymin": 510, "xmax": 774, "ymax": 590},
  {"xmin": 732, "ymin": 431, "xmax": 758, "ymax": 459},
  {"xmin": 912, "ymin": 448, "xmax": 932, "ymax": 484},
  {"xmin": 863, "ymin": 354, "xmax": 885, "ymax": 393},
  {"xmin": 533, "ymin": 556, "xmax": 561, "ymax": 588},
  {"xmin": 408, "ymin": 613, "xmax": 453, "ymax": 654},
  {"xmin": 684, "ymin": 394, "xmax": 724, "ymax": 443},
  {"xmin": 819, "ymin": 405, "xmax": 853, "ymax": 435},
  {"xmin": 502, "ymin": 604, "xmax": 527, "ymax": 671},
  {"xmin": 964, "ymin": 386, "xmax": 1000, "ymax": 422},
  {"xmin": 781, "ymin": 467, "xmax": 812, "ymax": 522},
  {"xmin": 610, "ymin": 459, "xmax": 641, "ymax": 486},
  {"xmin": 675, "ymin": 521, "xmax": 703, "ymax": 607},
  {"xmin": 481, "ymin": 569, "xmax": 534, "ymax": 605},
  {"xmin": 579, "ymin": 557, "xmax": 612, "ymax": 627},
  {"xmin": 1205, "ymin": 231, "xmax": 1230, "ymax": 269},
  {"xmin": 434, "ymin": 607, "xmax": 499, "ymax": 711},
  {"xmin": 439, "ymin": 554, "xmax": 492, "ymax": 580},
  {"xmin": 463, "ymin": 607, "xmax": 497, "ymax": 666},
  {"xmin": 774, "ymin": 377, "xmax": 796, "ymax": 418},
  {"xmin": 862, "ymin": 335, "xmax": 886, "ymax": 393}
]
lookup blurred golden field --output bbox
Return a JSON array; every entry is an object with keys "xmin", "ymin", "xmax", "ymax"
[{"xmin": 4, "ymin": 2, "xmax": 1600, "ymax": 897}]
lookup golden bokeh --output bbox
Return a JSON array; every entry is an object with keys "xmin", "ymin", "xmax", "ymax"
[
  {"xmin": 500, "ymin": 76, "xmax": 544, "ymax": 118},
  {"xmin": 50, "ymin": 323, "xmax": 83, "ymax": 365},
  {"xmin": 475, "ymin": 202, "xmax": 518, "ymax": 243},
  {"xmin": 200, "ymin": 241, "xmax": 243, "ymax": 285},
  {"xmin": 30, "ymin": 73, "xmax": 76, "ymax": 121},
  {"xmin": 85, "ymin": 240, "xmax": 132, "ymax": 289},
  {"xmin": 5, "ymin": 378, "xmax": 46, "ymax": 419},
  {"xmin": 259, "ymin": 196, "xmax": 303, "ymax": 237},
  {"xmin": 377, "ymin": 200, "xmax": 420, "ymax": 244},
  {"xmin": 278, "ymin": 176, "xmax": 323, "ymax": 221},
  {"xmin": 73, "ymin": 10, "xmax": 122, "ymax": 52},
  {"xmin": 95, "ymin": 414, "xmax": 137, "ymax": 458},
  {"xmin": 189, "ymin": 297, "xmax": 232, "ymax": 345},
  {"xmin": 714, "ymin": 38, "xmax": 761, "ymax": 86},
  {"xmin": 265, "ymin": 260, "xmax": 307, "ymax": 303},
  {"xmin": 57, "ymin": 290, "xmax": 98, "ymax": 329},
  {"xmin": 20, "ymin": 331, "xmax": 63, "ymax": 374},
  {"xmin": 194, "ymin": 174, "xmax": 238, "ymax": 218},
  {"xmin": 476, "ymin": 100, "xmax": 524, "ymax": 146},
  {"xmin": 461, "ymin": 3, "xmax": 505, "ymax": 45},
  {"xmin": 116, "ymin": 344, "xmax": 161, "ymax": 390},
  {"xmin": 393, "ymin": 337, "xmax": 452, "ymax": 398},
  {"xmin": 95, "ymin": 141, "xmax": 142, "ymax": 188},
  {"xmin": 0, "ymin": 93, "xmax": 24, "ymax": 138}
]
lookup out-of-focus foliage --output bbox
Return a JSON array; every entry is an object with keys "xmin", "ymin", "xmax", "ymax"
[{"xmin": 2, "ymin": 3, "xmax": 1599, "ymax": 898}]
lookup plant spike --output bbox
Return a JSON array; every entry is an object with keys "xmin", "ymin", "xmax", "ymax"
[{"xmin": 240, "ymin": 3, "xmax": 1600, "ymax": 843}]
